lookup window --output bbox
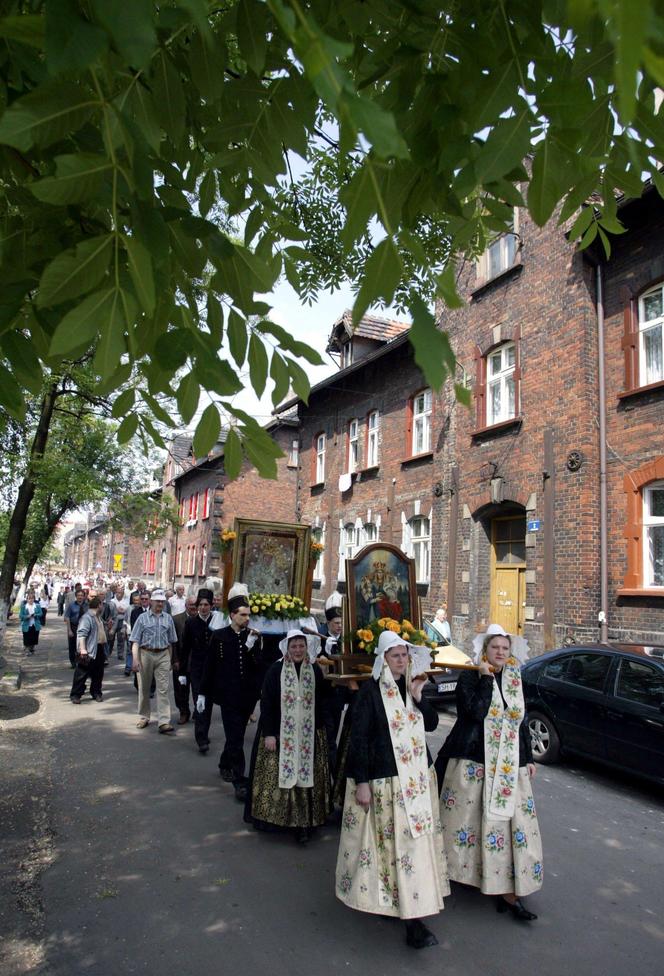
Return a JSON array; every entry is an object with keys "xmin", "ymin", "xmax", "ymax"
[
  {"xmin": 621, "ymin": 457, "xmax": 664, "ymax": 593},
  {"xmin": 543, "ymin": 658, "xmax": 569, "ymax": 680},
  {"xmin": 367, "ymin": 410, "xmax": 379, "ymax": 467},
  {"xmin": 288, "ymin": 439, "xmax": 299, "ymax": 468},
  {"xmin": 643, "ymin": 481, "xmax": 664, "ymax": 587},
  {"xmin": 148, "ymin": 549, "xmax": 156, "ymax": 574},
  {"xmin": 639, "ymin": 285, "xmax": 664, "ymax": 386},
  {"xmin": 343, "ymin": 523, "xmax": 357, "ymax": 559},
  {"xmin": 314, "ymin": 433, "xmax": 326, "ymax": 484},
  {"xmin": 178, "ymin": 499, "xmax": 185, "ymax": 524},
  {"xmin": 200, "ymin": 543, "xmax": 207, "ymax": 576},
  {"xmin": 201, "ymin": 489, "xmax": 210, "ymax": 520},
  {"xmin": 487, "ymin": 342, "xmax": 517, "ymax": 425},
  {"xmin": 560, "ymin": 653, "xmax": 611, "ymax": 693},
  {"xmin": 362, "ymin": 522, "xmax": 378, "ymax": 545},
  {"xmin": 341, "ymin": 342, "xmax": 353, "ymax": 369},
  {"xmin": 142, "ymin": 550, "xmax": 148, "ymax": 573},
  {"xmin": 477, "ymin": 215, "xmax": 519, "ymax": 284},
  {"xmin": 176, "ymin": 546, "xmax": 183, "ymax": 575},
  {"xmin": 188, "ymin": 493, "xmax": 198, "ymax": 521},
  {"xmin": 348, "ymin": 418, "xmax": 359, "ymax": 473},
  {"xmin": 410, "ymin": 516, "xmax": 431, "ymax": 582},
  {"xmin": 411, "ymin": 389, "xmax": 432, "ymax": 455},
  {"xmin": 615, "ymin": 659, "xmax": 664, "ymax": 707},
  {"xmin": 186, "ymin": 545, "xmax": 196, "ymax": 576}
]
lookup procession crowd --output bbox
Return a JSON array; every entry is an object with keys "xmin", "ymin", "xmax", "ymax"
[{"xmin": 15, "ymin": 572, "xmax": 543, "ymax": 950}]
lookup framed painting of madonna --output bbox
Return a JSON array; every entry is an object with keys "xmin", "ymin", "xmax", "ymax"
[
  {"xmin": 231, "ymin": 519, "xmax": 311, "ymax": 599},
  {"xmin": 346, "ymin": 542, "xmax": 420, "ymax": 632}
]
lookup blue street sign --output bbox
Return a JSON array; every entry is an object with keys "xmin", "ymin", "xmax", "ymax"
[{"xmin": 527, "ymin": 519, "xmax": 541, "ymax": 532}]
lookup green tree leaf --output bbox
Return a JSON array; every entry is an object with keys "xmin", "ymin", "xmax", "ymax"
[
  {"xmin": 248, "ymin": 332, "xmax": 269, "ymax": 397},
  {"xmin": 0, "ymin": 81, "xmax": 99, "ymax": 151},
  {"xmin": 111, "ymin": 387, "xmax": 135, "ymax": 418},
  {"xmin": 91, "ymin": 0, "xmax": 156, "ymax": 69},
  {"xmin": 123, "ymin": 234, "xmax": 156, "ymax": 314},
  {"xmin": 475, "ymin": 111, "xmax": 532, "ymax": 184},
  {"xmin": 199, "ymin": 170, "xmax": 216, "ymax": 218},
  {"xmin": 30, "ymin": 153, "xmax": 113, "ymax": 205},
  {"xmin": 0, "ymin": 367, "xmax": 27, "ymax": 420},
  {"xmin": 224, "ymin": 427, "xmax": 243, "ymax": 480},
  {"xmin": 152, "ymin": 50, "xmax": 186, "ymax": 144},
  {"xmin": 45, "ymin": 1, "xmax": 108, "ymax": 75},
  {"xmin": 352, "ymin": 237, "xmax": 402, "ymax": 326},
  {"xmin": 228, "ymin": 309, "xmax": 248, "ymax": 367},
  {"xmin": 193, "ymin": 402, "xmax": 221, "ymax": 457},
  {"xmin": 613, "ymin": 0, "xmax": 647, "ymax": 123},
  {"xmin": 408, "ymin": 293, "xmax": 456, "ymax": 391},
  {"xmin": 38, "ymin": 234, "xmax": 112, "ymax": 307},
  {"xmin": 237, "ymin": 0, "xmax": 267, "ymax": 77},
  {"xmin": 176, "ymin": 371, "xmax": 200, "ymax": 424},
  {"xmin": 0, "ymin": 14, "xmax": 45, "ymax": 49},
  {"xmin": 0, "ymin": 331, "xmax": 43, "ymax": 395},
  {"xmin": 286, "ymin": 356, "xmax": 311, "ymax": 404},
  {"xmin": 117, "ymin": 413, "xmax": 138, "ymax": 444},
  {"xmin": 270, "ymin": 350, "xmax": 290, "ymax": 407}
]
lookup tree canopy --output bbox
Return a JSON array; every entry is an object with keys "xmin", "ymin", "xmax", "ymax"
[{"xmin": 1, "ymin": 0, "xmax": 664, "ymax": 473}]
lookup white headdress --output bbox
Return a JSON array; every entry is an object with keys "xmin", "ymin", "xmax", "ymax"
[
  {"xmin": 278, "ymin": 628, "xmax": 319, "ymax": 663},
  {"xmin": 372, "ymin": 629, "xmax": 432, "ymax": 681},
  {"xmin": 471, "ymin": 623, "xmax": 529, "ymax": 664}
]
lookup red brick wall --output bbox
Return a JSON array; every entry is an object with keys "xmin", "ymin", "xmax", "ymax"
[{"xmin": 297, "ymin": 341, "xmax": 441, "ymax": 613}]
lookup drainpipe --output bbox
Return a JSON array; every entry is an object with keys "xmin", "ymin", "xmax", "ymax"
[{"xmin": 596, "ymin": 263, "xmax": 609, "ymax": 644}]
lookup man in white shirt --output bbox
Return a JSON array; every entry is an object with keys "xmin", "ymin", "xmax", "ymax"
[
  {"xmin": 110, "ymin": 585, "xmax": 129, "ymax": 661},
  {"xmin": 168, "ymin": 584, "xmax": 186, "ymax": 616}
]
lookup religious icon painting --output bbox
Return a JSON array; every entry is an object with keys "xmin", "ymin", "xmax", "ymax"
[
  {"xmin": 231, "ymin": 519, "xmax": 311, "ymax": 600},
  {"xmin": 346, "ymin": 542, "xmax": 419, "ymax": 632}
]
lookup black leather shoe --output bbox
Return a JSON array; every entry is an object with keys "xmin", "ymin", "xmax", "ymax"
[
  {"xmin": 234, "ymin": 785, "xmax": 247, "ymax": 802},
  {"xmin": 496, "ymin": 897, "xmax": 538, "ymax": 921},
  {"xmin": 198, "ymin": 744, "xmax": 209, "ymax": 754},
  {"xmin": 405, "ymin": 919, "xmax": 438, "ymax": 949},
  {"xmin": 219, "ymin": 768, "xmax": 234, "ymax": 783}
]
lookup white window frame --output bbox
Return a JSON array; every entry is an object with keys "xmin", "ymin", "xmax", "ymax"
[
  {"xmin": 315, "ymin": 433, "xmax": 326, "ymax": 484},
  {"xmin": 477, "ymin": 211, "xmax": 519, "ymax": 283},
  {"xmin": 487, "ymin": 341, "xmax": 517, "ymax": 426},
  {"xmin": 362, "ymin": 522, "xmax": 378, "ymax": 545},
  {"xmin": 341, "ymin": 342, "xmax": 353, "ymax": 369},
  {"xmin": 643, "ymin": 481, "xmax": 664, "ymax": 588},
  {"xmin": 201, "ymin": 489, "xmax": 210, "ymax": 520},
  {"xmin": 367, "ymin": 410, "xmax": 379, "ymax": 467},
  {"xmin": 175, "ymin": 547, "xmax": 183, "ymax": 575},
  {"xmin": 412, "ymin": 389, "xmax": 432, "ymax": 455},
  {"xmin": 638, "ymin": 284, "xmax": 664, "ymax": 387},
  {"xmin": 410, "ymin": 516, "xmax": 431, "ymax": 583},
  {"xmin": 343, "ymin": 523, "xmax": 357, "ymax": 560},
  {"xmin": 200, "ymin": 543, "xmax": 207, "ymax": 576},
  {"xmin": 348, "ymin": 418, "xmax": 359, "ymax": 473}
]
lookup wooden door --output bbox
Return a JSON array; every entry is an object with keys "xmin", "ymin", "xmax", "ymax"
[
  {"xmin": 490, "ymin": 515, "xmax": 526, "ymax": 634},
  {"xmin": 491, "ymin": 567, "xmax": 523, "ymax": 634}
]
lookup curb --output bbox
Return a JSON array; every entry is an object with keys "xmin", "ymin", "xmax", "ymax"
[{"xmin": 0, "ymin": 664, "xmax": 23, "ymax": 690}]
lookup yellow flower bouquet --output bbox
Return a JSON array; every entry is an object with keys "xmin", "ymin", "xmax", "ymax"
[
  {"xmin": 248, "ymin": 592, "xmax": 309, "ymax": 621},
  {"xmin": 220, "ymin": 527, "xmax": 237, "ymax": 553},
  {"xmin": 353, "ymin": 617, "xmax": 437, "ymax": 655}
]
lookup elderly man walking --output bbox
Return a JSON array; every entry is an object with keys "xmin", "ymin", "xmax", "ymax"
[{"xmin": 130, "ymin": 588, "xmax": 178, "ymax": 735}]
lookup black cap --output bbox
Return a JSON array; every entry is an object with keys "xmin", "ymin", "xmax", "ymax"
[
  {"xmin": 228, "ymin": 594, "xmax": 250, "ymax": 613},
  {"xmin": 197, "ymin": 588, "xmax": 214, "ymax": 604},
  {"xmin": 325, "ymin": 606, "xmax": 343, "ymax": 621}
]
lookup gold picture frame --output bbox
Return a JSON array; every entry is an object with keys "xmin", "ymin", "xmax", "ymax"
[{"xmin": 230, "ymin": 518, "xmax": 311, "ymax": 600}]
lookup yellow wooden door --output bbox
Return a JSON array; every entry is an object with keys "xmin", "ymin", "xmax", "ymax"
[{"xmin": 491, "ymin": 567, "xmax": 525, "ymax": 634}]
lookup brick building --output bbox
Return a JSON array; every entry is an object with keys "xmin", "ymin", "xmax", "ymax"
[
  {"xmin": 282, "ymin": 312, "xmax": 443, "ymax": 613},
  {"xmin": 281, "ymin": 192, "xmax": 664, "ymax": 653},
  {"xmin": 142, "ymin": 419, "xmax": 299, "ymax": 591},
  {"xmin": 63, "ymin": 514, "xmax": 146, "ymax": 581},
  {"xmin": 432, "ymin": 185, "xmax": 664, "ymax": 653}
]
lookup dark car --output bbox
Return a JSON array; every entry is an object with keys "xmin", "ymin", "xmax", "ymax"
[{"xmin": 521, "ymin": 643, "xmax": 664, "ymax": 785}]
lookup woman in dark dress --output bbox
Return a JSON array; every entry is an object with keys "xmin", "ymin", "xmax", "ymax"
[
  {"xmin": 19, "ymin": 588, "xmax": 42, "ymax": 654},
  {"xmin": 435, "ymin": 623, "xmax": 543, "ymax": 922},
  {"xmin": 244, "ymin": 629, "xmax": 333, "ymax": 844},
  {"xmin": 335, "ymin": 631, "xmax": 449, "ymax": 949}
]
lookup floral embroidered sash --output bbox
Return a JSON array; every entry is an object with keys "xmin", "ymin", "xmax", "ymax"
[
  {"xmin": 279, "ymin": 658, "xmax": 315, "ymax": 789},
  {"xmin": 483, "ymin": 661, "xmax": 525, "ymax": 820},
  {"xmin": 379, "ymin": 664, "xmax": 434, "ymax": 839}
]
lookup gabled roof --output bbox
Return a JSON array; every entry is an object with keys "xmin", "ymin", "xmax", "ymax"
[{"xmin": 327, "ymin": 310, "xmax": 410, "ymax": 352}]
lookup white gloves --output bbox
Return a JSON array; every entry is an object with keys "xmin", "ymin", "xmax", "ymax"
[
  {"xmin": 246, "ymin": 632, "xmax": 258, "ymax": 650},
  {"xmin": 196, "ymin": 695, "xmax": 206, "ymax": 713},
  {"xmin": 178, "ymin": 675, "xmax": 187, "ymax": 686}
]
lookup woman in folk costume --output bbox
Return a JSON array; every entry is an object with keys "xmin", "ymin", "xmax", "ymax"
[
  {"xmin": 336, "ymin": 631, "xmax": 449, "ymax": 950},
  {"xmin": 244, "ymin": 629, "xmax": 333, "ymax": 844},
  {"xmin": 435, "ymin": 623, "xmax": 542, "ymax": 921}
]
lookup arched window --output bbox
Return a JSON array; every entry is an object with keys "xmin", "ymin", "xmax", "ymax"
[{"xmin": 621, "ymin": 457, "xmax": 664, "ymax": 593}]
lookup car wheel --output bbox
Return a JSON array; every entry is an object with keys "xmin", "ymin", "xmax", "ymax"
[{"xmin": 528, "ymin": 712, "xmax": 561, "ymax": 764}]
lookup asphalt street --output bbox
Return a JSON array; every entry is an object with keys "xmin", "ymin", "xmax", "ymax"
[{"xmin": 1, "ymin": 622, "xmax": 663, "ymax": 976}]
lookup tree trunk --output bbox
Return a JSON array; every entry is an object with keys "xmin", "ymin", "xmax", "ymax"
[{"xmin": 0, "ymin": 384, "xmax": 59, "ymax": 651}]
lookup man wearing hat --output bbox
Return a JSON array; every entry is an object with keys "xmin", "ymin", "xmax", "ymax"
[
  {"xmin": 320, "ymin": 591, "xmax": 343, "ymax": 654},
  {"xmin": 197, "ymin": 583, "xmax": 262, "ymax": 799},
  {"xmin": 129, "ymin": 588, "xmax": 178, "ymax": 734},
  {"xmin": 182, "ymin": 588, "xmax": 216, "ymax": 753}
]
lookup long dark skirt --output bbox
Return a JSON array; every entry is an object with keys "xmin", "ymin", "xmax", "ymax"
[
  {"xmin": 332, "ymin": 695, "xmax": 357, "ymax": 807},
  {"xmin": 22, "ymin": 625, "xmax": 39, "ymax": 648},
  {"xmin": 245, "ymin": 726, "xmax": 332, "ymax": 830}
]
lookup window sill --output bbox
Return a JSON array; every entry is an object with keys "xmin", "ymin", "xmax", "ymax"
[
  {"xmin": 617, "ymin": 587, "xmax": 664, "ymax": 598},
  {"xmin": 472, "ymin": 416, "xmax": 523, "ymax": 440},
  {"xmin": 471, "ymin": 262, "xmax": 523, "ymax": 298},
  {"xmin": 358, "ymin": 464, "xmax": 380, "ymax": 475},
  {"xmin": 617, "ymin": 379, "xmax": 664, "ymax": 400},
  {"xmin": 401, "ymin": 451, "xmax": 433, "ymax": 466},
  {"xmin": 310, "ymin": 482, "xmax": 325, "ymax": 495}
]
